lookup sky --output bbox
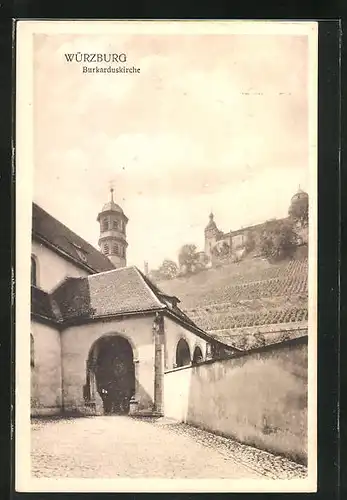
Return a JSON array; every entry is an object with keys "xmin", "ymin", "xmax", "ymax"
[{"xmin": 33, "ymin": 29, "xmax": 311, "ymax": 270}]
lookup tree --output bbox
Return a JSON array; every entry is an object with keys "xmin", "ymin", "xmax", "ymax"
[
  {"xmin": 159, "ymin": 259, "xmax": 178, "ymax": 280},
  {"xmin": 289, "ymin": 194, "xmax": 309, "ymax": 227},
  {"xmin": 260, "ymin": 220, "xmax": 298, "ymax": 261},
  {"xmin": 245, "ymin": 231, "xmax": 256, "ymax": 254},
  {"xmin": 178, "ymin": 244, "xmax": 200, "ymax": 274},
  {"xmin": 195, "ymin": 251, "xmax": 210, "ymax": 270},
  {"xmin": 148, "ymin": 259, "xmax": 178, "ymax": 282},
  {"xmin": 212, "ymin": 240, "xmax": 230, "ymax": 258}
]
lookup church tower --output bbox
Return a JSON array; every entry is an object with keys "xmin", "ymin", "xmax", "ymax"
[{"xmin": 97, "ymin": 188, "xmax": 128, "ymax": 268}]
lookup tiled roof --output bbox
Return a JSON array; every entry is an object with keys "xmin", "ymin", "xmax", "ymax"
[
  {"xmin": 51, "ymin": 266, "xmax": 166, "ymax": 321},
  {"xmin": 32, "ymin": 203, "xmax": 115, "ymax": 273},
  {"xmin": 31, "ymin": 266, "xmax": 244, "ymax": 350}
]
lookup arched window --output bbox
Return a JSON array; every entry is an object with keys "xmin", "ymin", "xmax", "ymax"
[
  {"xmin": 192, "ymin": 346, "xmax": 203, "ymax": 364},
  {"xmin": 104, "ymin": 243, "xmax": 110, "ymax": 255},
  {"xmin": 175, "ymin": 338, "xmax": 191, "ymax": 367},
  {"xmin": 31, "ymin": 256, "xmax": 37, "ymax": 286},
  {"xmin": 30, "ymin": 334, "xmax": 34, "ymax": 367},
  {"xmin": 102, "ymin": 218, "xmax": 109, "ymax": 231}
]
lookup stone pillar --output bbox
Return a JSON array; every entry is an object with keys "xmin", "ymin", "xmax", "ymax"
[
  {"xmin": 85, "ymin": 346, "xmax": 104, "ymax": 416},
  {"xmin": 153, "ymin": 313, "xmax": 165, "ymax": 415},
  {"xmin": 89, "ymin": 369, "xmax": 104, "ymax": 415}
]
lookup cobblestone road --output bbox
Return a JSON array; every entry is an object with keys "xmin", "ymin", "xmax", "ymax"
[{"xmin": 31, "ymin": 416, "xmax": 307, "ymax": 480}]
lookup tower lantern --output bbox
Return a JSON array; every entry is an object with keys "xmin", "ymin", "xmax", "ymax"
[{"xmin": 97, "ymin": 187, "xmax": 128, "ymax": 268}]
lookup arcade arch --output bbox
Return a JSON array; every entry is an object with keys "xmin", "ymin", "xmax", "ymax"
[
  {"xmin": 85, "ymin": 334, "xmax": 136, "ymax": 415},
  {"xmin": 192, "ymin": 345, "xmax": 203, "ymax": 364},
  {"xmin": 175, "ymin": 338, "xmax": 191, "ymax": 367}
]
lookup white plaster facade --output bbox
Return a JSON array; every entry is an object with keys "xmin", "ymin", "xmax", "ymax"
[{"xmin": 32, "ymin": 240, "xmax": 89, "ymax": 293}]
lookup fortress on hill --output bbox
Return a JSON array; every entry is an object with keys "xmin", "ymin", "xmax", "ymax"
[
  {"xmin": 204, "ymin": 187, "xmax": 309, "ymax": 263},
  {"xmin": 159, "ymin": 186, "xmax": 309, "ymax": 352}
]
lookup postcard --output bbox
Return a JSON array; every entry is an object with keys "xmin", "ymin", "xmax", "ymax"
[{"xmin": 15, "ymin": 19, "xmax": 318, "ymax": 493}]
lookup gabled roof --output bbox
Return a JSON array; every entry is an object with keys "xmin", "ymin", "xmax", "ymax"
[
  {"xmin": 32, "ymin": 203, "xmax": 115, "ymax": 274},
  {"xmin": 32, "ymin": 265, "xmax": 240, "ymax": 349},
  {"xmin": 51, "ymin": 266, "xmax": 165, "ymax": 320}
]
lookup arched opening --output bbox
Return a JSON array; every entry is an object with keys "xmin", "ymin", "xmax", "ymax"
[
  {"xmin": 88, "ymin": 335, "xmax": 135, "ymax": 415},
  {"xmin": 31, "ymin": 256, "xmax": 37, "ymax": 286},
  {"xmin": 176, "ymin": 338, "xmax": 191, "ymax": 367},
  {"xmin": 192, "ymin": 346, "xmax": 203, "ymax": 364},
  {"xmin": 102, "ymin": 218, "xmax": 109, "ymax": 231}
]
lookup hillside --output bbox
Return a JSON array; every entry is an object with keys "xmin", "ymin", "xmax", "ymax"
[{"xmin": 156, "ymin": 254, "xmax": 309, "ymax": 350}]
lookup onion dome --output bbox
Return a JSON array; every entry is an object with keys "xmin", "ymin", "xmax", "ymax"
[
  {"xmin": 100, "ymin": 188, "xmax": 124, "ymax": 214},
  {"xmin": 291, "ymin": 185, "xmax": 308, "ymax": 203},
  {"xmin": 97, "ymin": 188, "xmax": 128, "ymax": 222},
  {"xmin": 205, "ymin": 212, "xmax": 219, "ymax": 233}
]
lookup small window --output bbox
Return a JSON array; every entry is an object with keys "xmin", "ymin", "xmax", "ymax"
[
  {"xmin": 30, "ymin": 334, "xmax": 34, "ymax": 367},
  {"xmin": 112, "ymin": 243, "xmax": 119, "ymax": 255},
  {"xmin": 31, "ymin": 256, "xmax": 37, "ymax": 286},
  {"xmin": 75, "ymin": 248, "xmax": 87, "ymax": 262},
  {"xmin": 112, "ymin": 220, "xmax": 118, "ymax": 230},
  {"xmin": 104, "ymin": 243, "xmax": 110, "ymax": 255},
  {"xmin": 102, "ymin": 218, "xmax": 109, "ymax": 231}
]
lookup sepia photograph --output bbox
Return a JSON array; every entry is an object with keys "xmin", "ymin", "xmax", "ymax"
[{"xmin": 15, "ymin": 20, "xmax": 317, "ymax": 493}]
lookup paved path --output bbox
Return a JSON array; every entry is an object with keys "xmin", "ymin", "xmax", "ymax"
[{"xmin": 31, "ymin": 416, "xmax": 307, "ymax": 479}]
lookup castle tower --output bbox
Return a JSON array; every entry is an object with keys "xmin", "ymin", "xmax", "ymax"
[
  {"xmin": 204, "ymin": 212, "xmax": 220, "ymax": 258},
  {"xmin": 97, "ymin": 188, "xmax": 128, "ymax": 268}
]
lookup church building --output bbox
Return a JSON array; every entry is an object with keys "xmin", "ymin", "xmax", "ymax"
[{"xmin": 31, "ymin": 190, "xmax": 235, "ymax": 417}]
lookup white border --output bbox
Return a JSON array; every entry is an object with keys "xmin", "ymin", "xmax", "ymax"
[{"xmin": 15, "ymin": 19, "xmax": 318, "ymax": 493}]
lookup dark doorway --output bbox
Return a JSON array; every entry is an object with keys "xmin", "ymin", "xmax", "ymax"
[
  {"xmin": 176, "ymin": 338, "xmax": 191, "ymax": 367},
  {"xmin": 95, "ymin": 336, "xmax": 135, "ymax": 415},
  {"xmin": 192, "ymin": 346, "xmax": 203, "ymax": 364}
]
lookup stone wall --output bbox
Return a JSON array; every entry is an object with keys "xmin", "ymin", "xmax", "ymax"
[
  {"xmin": 163, "ymin": 337, "xmax": 308, "ymax": 464},
  {"xmin": 31, "ymin": 320, "xmax": 62, "ymax": 416}
]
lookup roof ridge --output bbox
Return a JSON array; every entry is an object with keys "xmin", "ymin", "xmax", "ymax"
[
  {"xmin": 132, "ymin": 267, "xmax": 167, "ymax": 308},
  {"xmin": 32, "ymin": 203, "xmax": 115, "ymax": 273},
  {"xmin": 87, "ymin": 266, "xmax": 133, "ymax": 278}
]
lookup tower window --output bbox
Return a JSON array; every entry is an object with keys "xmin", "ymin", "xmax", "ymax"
[
  {"xmin": 112, "ymin": 220, "xmax": 119, "ymax": 230},
  {"xmin": 31, "ymin": 256, "xmax": 37, "ymax": 286},
  {"xmin": 102, "ymin": 218, "xmax": 109, "ymax": 231},
  {"xmin": 112, "ymin": 243, "xmax": 119, "ymax": 255},
  {"xmin": 104, "ymin": 243, "xmax": 110, "ymax": 255}
]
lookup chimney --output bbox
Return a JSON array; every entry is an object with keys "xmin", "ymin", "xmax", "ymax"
[{"xmin": 144, "ymin": 261, "xmax": 149, "ymax": 276}]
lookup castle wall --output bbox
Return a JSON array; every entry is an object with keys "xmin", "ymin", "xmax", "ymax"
[
  {"xmin": 32, "ymin": 240, "xmax": 90, "ymax": 293},
  {"xmin": 31, "ymin": 320, "xmax": 62, "ymax": 416}
]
